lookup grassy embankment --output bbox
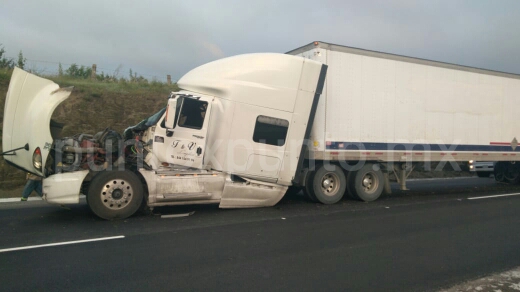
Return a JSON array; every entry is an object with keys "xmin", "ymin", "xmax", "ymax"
[{"xmin": 0, "ymin": 68, "xmax": 178, "ymax": 196}]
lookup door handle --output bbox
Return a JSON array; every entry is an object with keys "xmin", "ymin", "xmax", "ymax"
[
  {"xmin": 196, "ymin": 147, "xmax": 202, "ymax": 156},
  {"xmin": 166, "ymin": 130, "xmax": 174, "ymax": 137}
]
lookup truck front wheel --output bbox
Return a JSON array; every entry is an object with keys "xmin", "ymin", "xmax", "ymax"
[
  {"xmin": 87, "ymin": 170, "xmax": 144, "ymax": 220},
  {"xmin": 347, "ymin": 163, "xmax": 384, "ymax": 202},
  {"xmin": 311, "ymin": 164, "xmax": 347, "ymax": 204}
]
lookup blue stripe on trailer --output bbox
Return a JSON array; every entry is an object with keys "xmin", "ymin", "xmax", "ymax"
[{"xmin": 326, "ymin": 142, "xmax": 520, "ymax": 152}]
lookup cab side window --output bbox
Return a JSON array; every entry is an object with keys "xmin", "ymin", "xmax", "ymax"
[
  {"xmin": 253, "ymin": 115, "xmax": 289, "ymax": 146},
  {"xmin": 178, "ymin": 98, "xmax": 208, "ymax": 130}
]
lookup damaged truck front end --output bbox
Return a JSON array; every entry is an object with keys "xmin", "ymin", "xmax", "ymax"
[
  {"xmin": 44, "ymin": 129, "xmax": 129, "ymax": 204},
  {"xmin": 2, "ymin": 68, "xmax": 136, "ymax": 204}
]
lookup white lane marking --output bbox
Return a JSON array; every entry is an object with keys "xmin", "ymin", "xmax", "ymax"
[
  {"xmin": 0, "ymin": 235, "xmax": 125, "ymax": 253},
  {"xmin": 407, "ymin": 177, "xmax": 477, "ymax": 182},
  {"xmin": 468, "ymin": 193, "xmax": 520, "ymax": 200},
  {"xmin": 0, "ymin": 197, "xmax": 43, "ymax": 203}
]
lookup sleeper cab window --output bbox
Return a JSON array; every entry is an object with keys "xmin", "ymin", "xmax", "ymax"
[
  {"xmin": 253, "ymin": 115, "xmax": 289, "ymax": 146},
  {"xmin": 178, "ymin": 98, "xmax": 208, "ymax": 130}
]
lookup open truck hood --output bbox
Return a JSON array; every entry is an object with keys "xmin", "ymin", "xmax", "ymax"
[{"xmin": 2, "ymin": 68, "xmax": 72, "ymax": 176}]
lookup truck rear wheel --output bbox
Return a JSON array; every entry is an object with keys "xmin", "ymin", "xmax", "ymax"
[
  {"xmin": 303, "ymin": 171, "xmax": 318, "ymax": 202},
  {"xmin": 495, "ymin": 162, "xmax": 520, "ymax": 184},
  {"xmin": 311, "ymin": 164, "xmax": 346, "ymax": 204},
  {"xmin": 87, "ymin": 170, "xmax": 144, "ymax": 220},
  {"xmin": 347, "ymin": 163, "xmax": 384, "ymax": 202},
  {"xmin": 494, "ymin": 163, "xmax": 505, "ymax": 182},
  {"xmin": 343, "ymin": 170, "xmax": 357, "ymax": 199}
]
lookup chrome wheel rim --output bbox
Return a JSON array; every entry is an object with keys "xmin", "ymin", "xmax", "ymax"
[
  {"xmin": 361, "ymin": 172, "xmax": 379, "ymax": 194},
  {"xmin": 100, "ymin": 179, "xmax": 133, "ymax": 210},
  {"xmin": 321, "ymin": 173, "xmax": 340, "ymax": 196}
]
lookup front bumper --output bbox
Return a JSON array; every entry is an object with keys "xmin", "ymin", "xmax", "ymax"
[
  {"xmin": 42, "ymin": 170, "xmax": 89, "ymax": 204},
  {"xmin": 469, "ymin": 162, "xmax": 494, "ymax": 172}
]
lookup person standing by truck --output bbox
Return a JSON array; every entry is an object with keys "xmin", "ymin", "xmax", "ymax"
[{"xmin": 20, "ymin": 173, "xmax": 42, "ymax": 201}]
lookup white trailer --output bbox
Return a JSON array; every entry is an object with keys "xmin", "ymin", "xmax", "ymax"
[
  {"xmin": 2, "ymin": 42, "xmax": 519, "ymax": 220},
  {"xmin": 287, "ymin": 41, "xmax": 520, "ymax": 201}
]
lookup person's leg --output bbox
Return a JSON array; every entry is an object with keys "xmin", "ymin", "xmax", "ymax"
[
  {"xmin": 35, "ymin": 181, "xmax": 43, "ymax": 197},
  {"xmin": 21, "ymin": 180, "xmax": 37, "ymax": 200}
]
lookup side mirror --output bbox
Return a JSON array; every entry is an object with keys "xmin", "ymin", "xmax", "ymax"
[{"xmin": 164, "ymin": 97, "xmax": 177, "ymax": 129}]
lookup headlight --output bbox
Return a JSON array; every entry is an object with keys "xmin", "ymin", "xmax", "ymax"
[
  {"xmin": 469, "ymin": 160, "xmax": 474, "ymax": 164},
  {"xmin": 33, "ymin": 147, "xmax": 42, "ymax": 171}
]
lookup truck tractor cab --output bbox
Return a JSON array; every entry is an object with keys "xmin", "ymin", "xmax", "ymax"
[{"xmin": 3, "ymin": 53, "xmax": 327, "ymax": 220}]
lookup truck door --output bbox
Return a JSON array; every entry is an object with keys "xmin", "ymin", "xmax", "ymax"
[{"xmin": 155, "ymin": 95, "xmax": 212, "ymax": 169}]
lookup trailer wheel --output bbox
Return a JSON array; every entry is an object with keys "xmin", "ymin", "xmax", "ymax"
[
  {"xmin": 495, "ymin": 162, "xmax": 520, "ymax": 184},
  {"xmin": 506, "ymin": 162, "xmax": 520, "ymax": 184},
  {"xmin": 347, "ymin": 163, "xmax": 384, "ymax": 202},
  {"xmin": 87, "ymin": 170, "xmax": 144, "ymax": 220},
  {"xmin": 504, "ymin": 163, "xmax": 520, "ymax": 184},
  {"xmin": 494, "ymin": 163, "xmax": 506, "ymax": 182},
  {"xmin": 343, "ymin": 170, "xmax": 357, "ymax": 199},
  {"xmin": 311, "ymin": 164, "xmax": 346, "ymax": 204}
]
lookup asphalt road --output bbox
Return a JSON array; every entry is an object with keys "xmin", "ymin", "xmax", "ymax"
[{"xmin": 1, "ymin": 177, "xmax": 520, "ymax": 292}]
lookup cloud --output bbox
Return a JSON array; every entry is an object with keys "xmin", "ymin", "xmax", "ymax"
[{"xmin": 0, "ymin": 0, "xmax": 519, "ymax": 80}]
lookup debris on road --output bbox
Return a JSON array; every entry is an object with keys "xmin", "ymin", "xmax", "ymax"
[{"xmin": 161, "ymin": 211, "xmax": 195, "ymax": 219}]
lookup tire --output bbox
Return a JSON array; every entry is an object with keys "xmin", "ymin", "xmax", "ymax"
[
  {"xmin": 311, "ymin": 164, "xmax": 347, "ymax": 204},
  {"xmin": 344, "ymin": 171, "xmax": 357, "ymax": 199},
  {"xmin": 87, "ymin": 170, "xmax": 144, "ymax": 220},
  {"xmin": 495, "ymin": 162, "xmax": 520, "ymax": 184},
  {"xmin": 138, "ymin": 200, "xmax": 153, "ymax": 216},
  {"xmin": 494, "ymin": 162, "xmax": 506, "ymax": 182},
  {"xmin": 347, "ymin": 163, "xmax": 384, "ymax": 202},
  {"xmin": 476, "ymin": 171, "xmax": 491, "ymax": 178},
  {"xmin": 505, "ymin": 166, "xmax": 520, "ymax": 184},
  {"xmin": 303, "ymin": 171, "xmax": 318, "ymax": 202}
]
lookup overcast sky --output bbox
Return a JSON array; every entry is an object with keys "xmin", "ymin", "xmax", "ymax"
[{"xmin": 1, "ymin": 0, "xmax": 519, "ymax": 81}]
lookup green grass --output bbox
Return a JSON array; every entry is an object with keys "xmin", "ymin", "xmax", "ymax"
[{"xmin": 51, "ymin": 75, "xmax": 176, "ymax": 95}]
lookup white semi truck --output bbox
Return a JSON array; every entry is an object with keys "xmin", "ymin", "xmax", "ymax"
[{"xmin": 2, "ymin": 42, "xmax": 520, "ymax": 220}]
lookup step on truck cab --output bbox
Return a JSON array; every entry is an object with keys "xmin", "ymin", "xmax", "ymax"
[{"xmin": 2, "ymin": 53, "xmax": 327, "ymax": 219}]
